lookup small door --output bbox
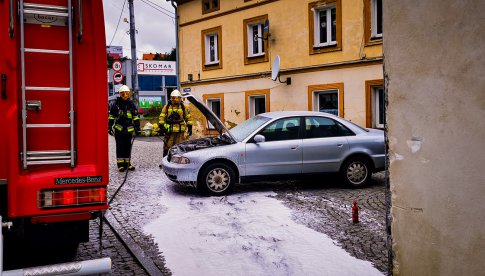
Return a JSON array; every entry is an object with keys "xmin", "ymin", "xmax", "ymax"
[{"xmin": 245, "ymin": 117, "xmax": 302, "ymax": 176}]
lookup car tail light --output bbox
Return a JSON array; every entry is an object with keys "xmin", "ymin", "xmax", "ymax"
[{"xmin": 40, "ymin": 187, "xmax": 106, "ymax": 208}]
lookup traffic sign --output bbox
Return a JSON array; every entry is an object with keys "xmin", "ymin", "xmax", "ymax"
[
  {"xmin": 112, "ymin": 60, "xmax": 122, "ymax": 72},
  {"xmin": 113, "ymin": 72, "xmax": 124, "ymax": 84}
]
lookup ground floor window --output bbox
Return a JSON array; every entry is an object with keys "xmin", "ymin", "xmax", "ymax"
[
  {"xmin": 206, "ymin": 98, "xmax": 221, "ymax": 129},
  {"xmin": 203, "ymin": 93, "xmax": 224, "ymax": 130},
  {"xmin": 313, "ymin": 90, "xmax": 339, "ymax": 116},
  {"xmin": 250, "ymin": 96, "xmax": 266, "ymax": 117},
  {"xmin": 308, "ymin": 83, "xmax": 344, "ymax": 117},
  {"xmin": 365, "ymin": 79, "xmax": 385, "ymax": 128},
  {"xmin": 373, "ymin": 86, "xmax": 385, "ymax": 128},
  {"xmin": 245, "ymin": 89, "xmax": 270, "ymax": 119}
]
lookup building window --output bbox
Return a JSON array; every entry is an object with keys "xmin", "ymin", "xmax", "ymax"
[
  {"xmin": 364, "ymin": 0, "xmax": 383, "ymax": 45},
  {"xmin": 249, "ymin": 23, "xmax": 264, "ymax": 56},
  {"xmin": 373, "ymin": 86, "xmax": 385, "ymax": 128},
  {"xmin": 308, "ymin": 83, "xmax": 344, "ymax": 117},
  {"xmin": 206, "ymin": 34, "xmax": 218, "ymax": 64},
  {"xmin": 202, "ymin": 0, "xmax": 219, "ymax": 14},
  {"xmin": 371, "ymin": 0, "xmax": 383, "ymax": 38},
  {"xmin": 203, "ymin": 93, "xmax": 224, "ymax": 131},
  {"xmin": 309, "ymin": 0, "xmax": 342, "ymax": 54},
  {"xmin": 365, "ymin": 80, "xmax": 385, "ymax": 128},
  {"xmin": 315, "ymin": 6, "xmax": 336, "ymax": 47},
  {"xmin": 202, "ymin": 26, "xmax": 222, "ymax": 70},
  {"xmin": 314, "ymin": 90, "xmax": 339, "ymax": 116},
  {"xmin": 245, "ymin": 89, "xmax": 270, "ymax": 119},
  {"xmin": 243, "ymin": 15, "xmax": 269, "ymax": 65},
  {"xmin": 138, "ymin": 75, "xmax": 162, "ymax": 91}
]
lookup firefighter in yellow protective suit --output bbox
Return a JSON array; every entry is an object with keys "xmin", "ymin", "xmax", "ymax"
[
  {"xmin": 159, "ymin": 90, "xmax": 193, "ymax": 157},
  {"xmin": 108, "ymin": 85, "xmax": 141, "ymax": 172}
]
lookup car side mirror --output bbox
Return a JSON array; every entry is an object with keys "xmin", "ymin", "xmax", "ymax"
[{"xmin": 253, "ymin": 134, "xmax": 265, "ymax": 143}]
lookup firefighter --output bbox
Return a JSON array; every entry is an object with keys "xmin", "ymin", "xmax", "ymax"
[
  {"xmin": 159, "ymin": 90, "xmax": 193, "ymax": 157},
  {"xmin": 108, "ymin": 85, "xmax": 141, "ymax": 172}
]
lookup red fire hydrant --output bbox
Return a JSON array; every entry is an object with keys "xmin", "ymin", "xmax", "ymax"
[{"xmin": 352, "ymin": 200, "xmax": 359, "ymax": 223}]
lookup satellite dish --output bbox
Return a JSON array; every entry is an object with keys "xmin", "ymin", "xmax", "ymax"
[{"xmin": 271, "ymin": 55, "xmax": 280, "ymax": 81}]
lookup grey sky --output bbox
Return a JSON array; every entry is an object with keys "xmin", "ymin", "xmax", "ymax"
[{"xmin": 103, "ymin": 0, "xmax": 176, "ymax": 59}]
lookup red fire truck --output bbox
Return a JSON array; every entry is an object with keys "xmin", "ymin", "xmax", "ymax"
[{"xmin": 0, "ymin": 0, "xmax": 108, "ymax": 248}]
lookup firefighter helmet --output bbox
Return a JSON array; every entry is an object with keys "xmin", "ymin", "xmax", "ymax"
[
  {"xmin": 170, "ymin": 90, "xmax": 182, "ymax": 104},
  {"xmin": 119, "ymin": 85, "xmax": 131, "ymax": 100},
  {"xmin": 171, "ymin": 90, "xmax": 182, "ymax": 97}
]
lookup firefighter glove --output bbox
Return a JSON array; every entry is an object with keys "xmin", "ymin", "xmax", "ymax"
[
  {"xmin": 108, "ymin": 129, "xmax": 114, "ymax": 136},
  {"xmin": 187, "ymin": 125, "xmax": 193, "ymax": 136}
]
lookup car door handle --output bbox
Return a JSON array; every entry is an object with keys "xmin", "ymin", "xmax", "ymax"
[
  {"xmin": 337, "ymin": 143, "xmax": 344, "ymax": 147},
  {"xmin": 290, "ymin": 145, "xmax": 299, "ymax": 150}
]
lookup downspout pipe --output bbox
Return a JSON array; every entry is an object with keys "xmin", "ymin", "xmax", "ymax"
[{"xmin": 170, "ymin": 0, "xmax": 180, "ymax": 92}]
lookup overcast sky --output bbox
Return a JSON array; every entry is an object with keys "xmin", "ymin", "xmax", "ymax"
[{"xmin": 103, "ymin": 0, "xmax": 176, "ymax": 59}]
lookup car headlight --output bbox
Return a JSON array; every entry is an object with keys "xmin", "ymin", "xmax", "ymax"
[{"xmin": 171, "ymin": 155, "xmax": 190, "ymax": 164}]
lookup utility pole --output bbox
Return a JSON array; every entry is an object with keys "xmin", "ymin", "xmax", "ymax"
[
  {"xmin": 168, "ymin": 0, "xmax": 179, "ymax": 91},
  {"xmin": 128, "ymin": 0, "xmax": 139, "ymax": 107}
]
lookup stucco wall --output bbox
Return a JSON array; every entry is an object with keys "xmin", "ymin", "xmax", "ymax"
[
  {"xmin": 178, "ymin": 0, "xmax": 382, "ymax": 82},
  {"xmin": 186, "ymin": 64, "xmax": 382, "ymax": 129},
  {"xmin": 384, "ymin": 1, "xmax": 485, "ymax": 275}
]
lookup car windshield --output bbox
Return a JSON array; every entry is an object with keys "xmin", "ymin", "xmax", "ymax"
[{"xmin": 228, "ymin": 115, "xmax": 271, "ymax": 142}]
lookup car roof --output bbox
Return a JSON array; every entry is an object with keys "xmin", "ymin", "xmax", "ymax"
[{"xmin": 257, "ymin": 111, "xmax": 338, "ymax": 119}]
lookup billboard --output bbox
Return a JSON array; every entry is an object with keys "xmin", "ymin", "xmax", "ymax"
[
  {"xmin": 137, "ymin": 60, "xmax": 176, "ymax": 76},
  {"xmin": 107, "ymin": 46, "xmax": 123, "ymax": 59},
  {"xmin": 140, "ymin": 96, "xmax": 162, "ymax": 108}
]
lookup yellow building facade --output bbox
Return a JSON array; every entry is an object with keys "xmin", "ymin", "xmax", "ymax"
[{"xmin": 176, "ymin": 0, "xmax": 383, "ymax": 133}]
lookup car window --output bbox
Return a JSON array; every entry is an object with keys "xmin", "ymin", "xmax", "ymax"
[
  {"xmin": 305, "ymin": 116, "xmax": 354, "ymax": 138},
  {"xmin": 229, "ymin": 115, "xmax": 271, "ymax": 142},
  {"xmin": 258, "ymin": 117, "xmax": 300, "ymax": 142}
]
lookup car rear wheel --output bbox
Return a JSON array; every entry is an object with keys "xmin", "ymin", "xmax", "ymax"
[
  {"xmin": 198, "ymin": 163, "xmax": 235, "ymax": 196},
  {"xmin": 341, "ymin": 157, "xmax": 371, "ymax": 188}
]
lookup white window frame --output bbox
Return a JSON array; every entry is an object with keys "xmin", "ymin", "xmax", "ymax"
[
  {"xmin": 249, "ymin": 95, "xmax": 266, "ymax": 118},
  {"xmin": 371, "ymin": 0, "xmax": 383, "ymax": 38},
  {"xmin": 205, "ymin": 33, "xmax": 219, "ymax": 65},
  {"xmin": 247, "ymin": 22, "xmax": 265, "ymax": 57},
  {"xmin": 313, "ymin": 89, "xmax": 340, "ymax": 117},
  {"xmin": 313, "ymin": 5, "xmax": 337, "ymax": 47},
  {"xmin": 206, "ymin": 98, "xmax": 221, "ymax": 129},
  {"xmin": 373, "ymin": 86, "xmax": 385, "ymax": 128}
]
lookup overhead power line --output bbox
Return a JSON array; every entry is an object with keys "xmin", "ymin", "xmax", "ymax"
[
  {"xmin": 145, "ymin": 0, "xmax": 175, "ymax": 15},
  {"xmin": 109, "ymin": 0, "xmax": 128, "ymax": 46},
  {"xmin": 139, "ymin": 0, "xmax": 175, "ymax": 19}
]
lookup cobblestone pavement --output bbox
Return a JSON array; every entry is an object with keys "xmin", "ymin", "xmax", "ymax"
[
  {"xmin": 270, "ymin": 174, "xmax": 389, "ymax": 273},
  {"xmin": 74, "ymin": 136, "xmax": 171, "ymax": 275},
  {"xmin": 70, "ymin": 136, "xmax": 389, "ymax": 275}
]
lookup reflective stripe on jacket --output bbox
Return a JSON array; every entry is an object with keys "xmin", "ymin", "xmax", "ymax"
[
  {"xmin": 108, "ymin": 98, "xmax": 140, "ymax": 134},
  {"xmin": 158, "ymin": 102, "xmax": 192, "ymax": 133}
]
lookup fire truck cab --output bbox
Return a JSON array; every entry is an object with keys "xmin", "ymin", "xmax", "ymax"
[{"xmin": 0, "ymin": 0, "xmax": 108, "ymax": 247}]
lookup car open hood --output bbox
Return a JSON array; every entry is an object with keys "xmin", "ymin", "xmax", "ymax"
[{"xmin": 183, "ymin": 92, "xmax": 236, "ymax": 143}]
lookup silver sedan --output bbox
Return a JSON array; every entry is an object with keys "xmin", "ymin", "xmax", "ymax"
[{"xmin": 162, "ymin": 94, "xmax": 385, "ymax": 196}]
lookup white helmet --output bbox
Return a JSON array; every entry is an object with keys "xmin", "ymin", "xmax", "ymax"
[
  {"xmin": 170, "ymin": 90, "xmax": 182, "ymax": 98},
  {"xmin": 119, "ymin": 85, "xmax": 130, "ymax": 93}
]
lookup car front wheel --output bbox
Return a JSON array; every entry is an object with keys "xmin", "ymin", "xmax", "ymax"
[
  {"xmin": 341, "ymin": 157, "xmax": 371, "ymax": 188},
  {"xmin": 198, "ymin": 163, "xmax": 235, "ymax": 196}
]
